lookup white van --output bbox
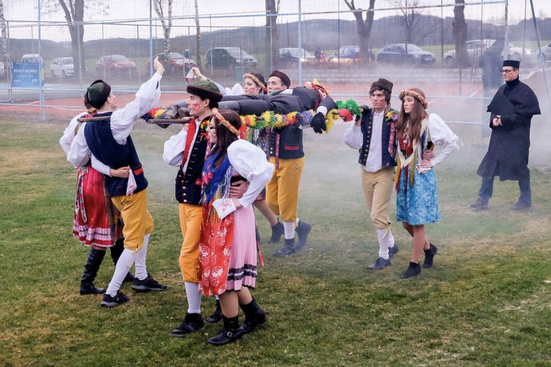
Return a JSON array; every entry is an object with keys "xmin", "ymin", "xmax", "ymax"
[
  {"xmin": 50, "ymin": 57, "xmax": 74, "ymax": 77},
  {"xmin": 21, "ymin": 54, "xmax": 44, "ymax": 63}
]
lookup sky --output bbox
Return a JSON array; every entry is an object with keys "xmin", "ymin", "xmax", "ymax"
[{"xmin": 4, "ymin": 0, "xmax": 551, "ymax": 41}]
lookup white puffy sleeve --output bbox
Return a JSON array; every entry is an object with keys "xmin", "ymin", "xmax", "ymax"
[
  {"xmin": 60, "ymin": 112, "xmax": 87, "ymax": 154},
  {"xmin": 67, "ymin": 122, "xmax": 91, "ymax": 167},
  {"xmin": 163, "ymin": 127, "xmax": 187, "ymax": 167},
  {"xmin": 225, "ymin": 83, "xmax": 245, "ymax": 96},
  {"xmin": 343, "ymin": 123, "xmax": 363, "ymax": 150},
  {"xmin": 428, "ymin": 113, "xmax": 459, "ymax": 167},
  {"xmin": 110, "ymin": 73, "xmax": 162, "ymax": 144},
  {"xmin": 228, "ymin": 139, "xmax": 274, "ymax": 208}
]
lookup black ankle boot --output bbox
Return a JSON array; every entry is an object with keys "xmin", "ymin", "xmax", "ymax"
[
  {"xmin": 110, "ymin": 238, "xmax": 135, "ymax": 283},
  {"xmin": 423, "ymin": 243, "xmax": 438, "ymax": 269},
  {"xmin": 273, "ymin": 238, "xmax": 295, "ymax": 257},
  {"xmin": 205, "ymin": 300, "xmax": 223, "ymax": 323},
  {"xmin": 241, "ymin": 298, "xmax": 267, "ymax": 334},
  {"xmin": 401, "ymin": 262, "xmax": 421, "ymax": 279},
  {"xmin": 80, "ymin": 248, "xmax": 107, "ymax": 295},
  {"xmin": 295, "ymin": 220, "xmax": 312, "ymax": 251},
  {"xmin": 207, "ymin": 316, "xmax": 243, "ymax": 346},
  {"xmin": 268, "ymin": 221, "xmax": 284, "ymax": 244}
]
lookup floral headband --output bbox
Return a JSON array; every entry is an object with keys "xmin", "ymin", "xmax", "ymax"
[
  {"xmin": 243, "ymin": 73, "xmax": 266, "ymax": 92},
  {"xmin": 399, "ymin": 89, "xmax": 428, "ymax": 109},
  {"xmin": 211, "ymin": 108, "xmax": 241, "ymax": 137}
]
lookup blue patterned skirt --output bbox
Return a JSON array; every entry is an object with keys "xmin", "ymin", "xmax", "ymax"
[{"xmin": 396, "ymin": 167, "xmax": 441, "ymax": 225}]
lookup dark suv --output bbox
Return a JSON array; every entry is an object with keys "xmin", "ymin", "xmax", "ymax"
[{"xmin": 205, "ymin": 47, "xmax": 257, "ymax": 70}]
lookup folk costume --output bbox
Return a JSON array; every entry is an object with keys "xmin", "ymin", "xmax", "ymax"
[
  {"xmin": 396, "ymin": 88, "xmax": 458, "ymax": 278},
  {"xmin": 474, "ymin": 60, "xmax": 540, "ymax": 209},
  {"xmin": 163, "ymin": 79, "xmax": 223, "ymax": 336},
  {"xmin": 61, "ymin": 112, "xmax": 126, "ymax": 295},
  {"xmin": 343, "ymin": 78, "xmax": 399, "ymax": 268},
  {"xmin": 68, "ymin": 73, "xmax": 166, "ymax": 307},
  {"xmin": 199, "ymin": 139, "xmax": 273, "ymax": 296}
]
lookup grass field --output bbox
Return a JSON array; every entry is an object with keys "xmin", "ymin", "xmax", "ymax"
[{"xmin": 1, "ymin": 116, "xmax": 551, "ymax": 366}]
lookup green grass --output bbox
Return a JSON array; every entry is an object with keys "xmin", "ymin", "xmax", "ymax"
[{"xmin": 1, "ymin": 118, "xmax": 551, "ymax": 366}]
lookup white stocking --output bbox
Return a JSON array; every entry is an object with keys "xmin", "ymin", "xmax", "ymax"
[
  {"xmin": 105, "ymin": 249, "xmax": 135, "ymax": 297},
  {"xmin": 134, "ymin": 233, "xmax": 150, "ymax": 280},
  {"xmin": 185, "ymin": 282, "xmax": 202, "ymax": 314}
]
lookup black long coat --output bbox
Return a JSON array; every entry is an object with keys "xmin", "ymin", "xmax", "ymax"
[{"xmin": 477, "ymin": 79, "xmax": 540, "ymax": 181}]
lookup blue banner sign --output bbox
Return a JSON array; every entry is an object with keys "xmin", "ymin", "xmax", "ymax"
[{"xmin": 11, "ymin": 62, "xmax": 45, "ymax": 87}]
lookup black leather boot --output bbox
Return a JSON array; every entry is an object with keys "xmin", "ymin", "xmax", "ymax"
[
  {"xmin": 268, "ymin": 221, "xmax": 284, "ymax": 244},
  {"xmin": 205, "ymin": 300, "xmax": 223, "ymax": 324},
  {"xmin": 401, "ymin": 262, "xmax": 421, "ymax": 279},
  {"xmin": 110, "ymin": 238, "xmax": 135, "ymax": 283},
  {"xmin": 207, "ymin": 316, "xmax": 243, "ymax": 346},
  {"xmin": 241, "ymin": 298, "xmax": 267, "ymax": 334},
  {"xmin": 423, "ymin": 243, "xmax": 438, "ymax": 269},
  {"xmin": 80, "ymin": 248, "xmax": 107, "ymax": 295},
  {"xmin": 295, "ymin": 220, "xmax": 311, "ymax": 251}
]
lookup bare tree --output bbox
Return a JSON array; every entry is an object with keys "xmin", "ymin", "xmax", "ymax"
[
  {"xmin": 266, "ymin": 0, "xmax": 280, "ymax": 70},
  {"xmin": 452, "ymin": 0, "xmax": 468, "ymax": 67},
  {"xmin": 344, "ymin": 0, "xmax": 376, "ymax": 63},
  {"xmin": 389, "ymin": 0, "xmax": 438, "ymax": 45},
  {"xmin": 194, "ymin": 0, "xmax": 202, "ymax": 69},
  {"xmin": 153, "ymin": 0, "xmax": 173, "ymax": 55},
  {"xmin": 45, "ymin": 0, "xmax": 109, "ymax": 76},
  {"xmin": 0, "ymin": 0, "xmax": 11, "ymax": 88}
]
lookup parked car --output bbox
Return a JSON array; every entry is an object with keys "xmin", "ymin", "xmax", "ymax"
[
  {"xmin": 95, "ymin": 55, "xmax": 137, "ymax": 77},
  {"xmin": 377, "ymin": 44, "xmax": 436, "ymax": 65},
  {"xmin": 444, "ymin": 39, "xmax": 493, "ymax": 66},
  {"xmin": 507, "ymin": 43, "xmax": 536, "ymax": 65},
  {"xmin": 146, "ymin": 52, "xmax": 195, "ymax": 75},
  {"xmin": 279, "ymin": 48, "xmax": 315, "ymax": 64},
  {"xmin": 205, "ymin": 47, "xmax": 257, "ymax": 70},
  {"xmin": 538, "ymin": 42, "xmax": 551, "ymax": 62},
  {"xmin": 21, "ymin": 54, "xmax": 44, "ymax": 64},
  {"xmin": 327, "ymin": 45, "xmax": 359, "ymax": 65},
  {"xmin": 50, "ymin": 57, "xmax": 74, "ymax": 78}
]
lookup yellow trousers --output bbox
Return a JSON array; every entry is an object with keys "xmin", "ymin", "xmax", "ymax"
[
  {"xmin": 111, "ymin": 189, "xmax": 154, "ymax": 251},
  {"xmin": 266, "ymin": 157, "xmax": 304, "ymax": 223},
  {"xmin": 178, "ymin": 203, "xmax": 203, "ymax": 283},
  {"xmin": 361, "ymin": 166, "xmax": 395, "ymax": 230}
]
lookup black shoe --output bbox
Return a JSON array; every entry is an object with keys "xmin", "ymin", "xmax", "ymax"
[
  {"xmin": 268, "ymin": 221, "xmax": 284, "ymax": 244},
  {"xmin": 169, "ymin": 313, "xmax": 204, "ymax": 337},
  {"xmin": 205, "ymin": 300, "xmax": 223, "ymax": 324},
  {"xmin": 295, "ymin": 220, "xmax": 311, "ymax": 251},
  {"xmin": 80, "ymin": 284, "xmax": 106, "ymax": 295},
  {"xmin": 100, "ymin": 291, "xmax": 129, "ymax": 308},
  {"xmin": 470, "ymin": 198, "xmax": 488, "ymax": 210},
  {"xmin": 273, "ymin": 238, "xmax": 296, "ymax": 257},
  {"xmin": 207, "ymin": 316, "xmax": 243, "ymax": 346},
  {"xmin": 423, "ymin": 243, "xmax": 438, "ymax": 269},
  {"xmin": 401, "ymin": 262, "xmax": 421, "ymax": 279},
  {"xmin": 388, "ymin": 244, "xmax": 400, "ymax": 259},
  {"xmin": 207, "ymin": 328, "xmax": 243, "ymax": 346},
  {"xmin": 511, "ymin": 202, "xmax": 531, "ymax": 211},
  {"xmin": 367, "ymin": 257, "xmax": 391, "ymax": 270},
  {"xmin": 132, "ymin": 274, "xmax": 167, "ymax": 292},
  {"xmin": 241, "ymin": 299, "xmax": 267, "ymax": 335}
]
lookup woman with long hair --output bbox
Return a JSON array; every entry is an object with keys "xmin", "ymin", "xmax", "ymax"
[
  {"xmin": 395, "ymin": 88, "xmax": 458, "ymax": 278},
  {"xmin": 199, "ymin": 109, "xmax": 273, "ymax": 345}
]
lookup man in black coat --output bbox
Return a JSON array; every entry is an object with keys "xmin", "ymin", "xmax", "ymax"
[{"xmin": 471, "ymin": 60, "xmax": 540, "ymax": 211}]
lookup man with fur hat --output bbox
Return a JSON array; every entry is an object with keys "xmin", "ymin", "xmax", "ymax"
[
  {"xmin": 68, "ymin": 57, "xmax": 167, "ymax": 308},
  {"xmin": 163, "ymin": 79, "xmax": 225, "ymax": 336},
  {"xmin": 471, "ymin": 59, "xmax": 540, "ymax": 211},
  {"xmin": 344, "ymin": 78, "xmax": 399, "ymax": 269}
]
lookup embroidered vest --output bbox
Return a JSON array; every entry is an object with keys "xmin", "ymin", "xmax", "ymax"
[
  {"xmin": 268, "ymin": 125, "xmax": 304, "ymax": 160},
  {"xmin": 358, "ymin": 108, "xmax": 397, "ymax": 168},
  {"xmin": 176, "ymin": 117, "xmax": 209, "ymax": 205}
]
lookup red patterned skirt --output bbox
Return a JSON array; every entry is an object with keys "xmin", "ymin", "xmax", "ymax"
[{"xmin": 72, "ymin": 165, "xmax": 121, "ymax": 247}]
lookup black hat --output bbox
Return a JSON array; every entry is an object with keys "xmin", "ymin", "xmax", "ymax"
[
  {"xmin": 370, "ymin": 78, "xmax": 393, "ymax": 94},
  {"xmin": 86, "ymin": 80, "xmax": 111, "ymax": 109},
  {"xmin": 186, "ymin": 79, "xmax": 222, "ymax": 103},
  {"xmin": 503, "ymin": 59, "xmax": 520, "ymax": 68},
  {"xmin": 269, "ymin": 70, "xmax": 291, "ymax": 88}
]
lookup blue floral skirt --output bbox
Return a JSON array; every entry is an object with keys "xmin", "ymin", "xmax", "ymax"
[{"xmin": 396, "ymin": 167, "xmax": 441, "ymax": 225}]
